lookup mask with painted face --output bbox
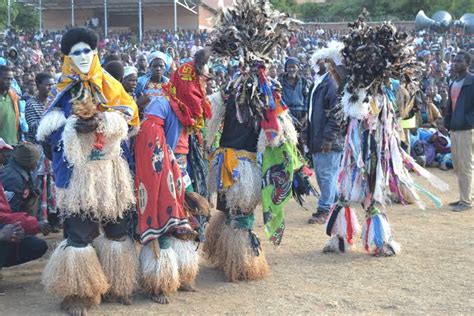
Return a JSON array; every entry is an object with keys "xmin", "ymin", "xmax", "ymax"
[{"xmin": 69, "ymin": 42, "xmax": 94, "ymax": 74}]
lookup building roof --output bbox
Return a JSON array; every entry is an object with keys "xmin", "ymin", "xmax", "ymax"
[{"xmin": 18, "ymin": 0, "xmax": 199, "ymax": 11}]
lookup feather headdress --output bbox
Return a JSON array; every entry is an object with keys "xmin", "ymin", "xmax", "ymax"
[
  {"xmin": 310, "ymin": 40, "xmax": 344, "ymax": 71},
  {"xmin": 211, "ymin": 0, "xmax": 300, "ymax": 65},
  {"xmin": 341, "ymin": 17, "xmax": 423, "ymax": 96},
  {"xmin": 210, "ymin": 0, "xmax": 301, "ymax": 130}
]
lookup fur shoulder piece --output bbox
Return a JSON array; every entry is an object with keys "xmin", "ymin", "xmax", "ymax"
[
  {"xmin": 36, "ymin": 109, "xmax": 67, "ymax": 142},
  {"xmin": 310, "ymin": 41, "xmax": 344, "ymax": 70},
  {"xmin": 101, "ymin": 111, "xmax": 129, "ymax": 141},
  {"xmin": 205, "ymin": 91, "xmax": 225, "ymax": 147}
]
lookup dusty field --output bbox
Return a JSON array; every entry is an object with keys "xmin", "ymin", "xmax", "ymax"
[{"xmin": 0, "ymin": 169, "xmax": 473, "ymax": 315}]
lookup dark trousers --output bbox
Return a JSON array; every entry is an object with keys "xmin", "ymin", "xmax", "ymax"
[
  {"xmin": 63, "ymin": 214, "xmax": 130, "ymax": 247},
  {"xmin": 0, "ymin": 236, "xmax": 48, "ymax": 268}
]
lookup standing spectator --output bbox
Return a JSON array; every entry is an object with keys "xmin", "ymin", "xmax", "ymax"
[
  {"xmin": 25, "ymin": 73, "xmax": 55, "ymax": 143},
  {"xmin": 25, "ymin": 73, "xmax": 57, "ymax": 229},
  {"xmin": 444, "ymin": 51, "xmax": 474, "ymax": 212},
  {"xmin": 136, "ymin": 54, "xmax": 147, "ymax": 78},
  {"xmin": 279, "ymin": 57, "xmax": 310, "ymax": 124},
  {"xmin": 0, "ymin": 65, "xmax": 20, "ymax": 146},
  {"xmin": 135, "ymin": 52, "xmax": 170, "ymax": 112},
  {"xmin": 122, "ymin": 66, "xmax": 138, "ymax": 97},
  {"xmin": 306, "ymin": 58, "xmax": 344, "ymax": 224}
]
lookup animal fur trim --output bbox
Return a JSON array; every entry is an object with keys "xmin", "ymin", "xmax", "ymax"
[
  {"xmin": 139, "ymin": 240, "xmax": 180, "ymax": 295},
  {"xmin": 205, "ymin": 92, "xmax": 225, "ymax": 148},
  {"xmin": 257, "ymin": 111, "xmax": 298, "ymax": 154},
  {"xmin": 310, "ymin": 40, "xmax": 344, "ymax": 69},
  {"xmin": 322, "ymin": 236, "xmax": 354, "ymax": 253},
  {"xmin": 128, "ymin": 125, "xmax": 140, "ymax": 138},
  {"xmin": 93, "ymin": 235, "xmax": 138, "ymax": 299},
  {"xmin": 341, "ymin": 88, "xmax": 370, "ymax": 120},
  {"xmin": 222, "ymin": 159, "xmax": 261, "ymax": 213},
  {"xmin": 36, "ymin": 109, "xmax": 67, "ymax": 142},
  {"xmin": 42, "ymin": 240, "xmax": 109, "ymax": 301},
  {"xmin": 203, "ymin": 211, "xmax": 226, "ymax": 265},
  {"xmin": 169, "ymin": 237, "xmax": 199, "ymax": 285},
  {"xmin": 101, "ymin": 111, "xmax": 129, "ymax": 139},
  {"xmin": 58, "ymin": 114, "xmax": 135, "ymax": 221},
  {"xmin": 218, "ymin": 223, "xmax": 268, "ymax": 282}
]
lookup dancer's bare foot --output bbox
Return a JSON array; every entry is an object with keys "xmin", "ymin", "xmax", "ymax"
[
  {"xmin": 102, "ymin": 293, "xmax": 133, "ymax": 305},
  {"xmin": 150, "ymin": 292, "xmax": 169, "ymax": 304},
  {"xmin": 61, "ymin": 296, "xmax": 92, "ymax": 316},
  {"xmin": 179, "ymin": 282, "xmax": 197, "ymax": 292}
]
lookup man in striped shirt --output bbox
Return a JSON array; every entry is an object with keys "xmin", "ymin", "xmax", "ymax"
[{"xmin": 25, "ymin": 73, "xmax": 55, "ymax": 143}]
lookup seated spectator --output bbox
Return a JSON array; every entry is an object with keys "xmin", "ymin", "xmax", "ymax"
[
  {"xmin": 410, "ymin": 127, "xmax": 452, "ymax": 170},
  {"xmin": 0, "ymin": 142, "xmax": 40, "ymax": 215},
  {"xmin": 0, "ymin": 143, "xmax": 49, "ymax": 294}
]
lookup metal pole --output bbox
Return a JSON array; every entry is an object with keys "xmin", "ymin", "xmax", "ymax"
[
  {"xmin": 71, "ymin": 0, "xmax": 75, "ymax": 27},
  {"xmin": 39, "ymin": 0, "xmax": 42, "ymax": 32},
  {"xmin": 138, "ymin": 0, "xmax": 142, "ymax": 42},
  {"xmin": 174, "ymin": 0, "xmax": 177, "ymax": 32},
  {"xmin": 104, "ymin": 0, "xmax": 108, "ymax": 37},
  {"xmin": 7, "ymin": 0, "xmax": 11, "ymax": 28}
]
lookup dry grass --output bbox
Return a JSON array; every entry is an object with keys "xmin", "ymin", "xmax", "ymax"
[
  {"xmin": 93, "ymin": 235, "xmax": 138, "ymax": 298},
  {"xmin": 41, "ymin": 240, "xmax": 109, "ymax": 303},
  {"xmin": 218, "ymin": 223, "xmax": 269, "ymax": 282},
  {"xmin": 138, "ymin": 241, "xmax": 180, "ymax": 296},
  {"xmin": 202, "ymin": 211, "xmax": 226, "ymax": 264},
  {"xmin": 169, "ymin": 237, "xmax": 199, "ymax": 285}
]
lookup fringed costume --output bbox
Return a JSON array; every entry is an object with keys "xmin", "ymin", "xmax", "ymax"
[
  {"xmin": 323, "ymin": 18, "xmax": 449, "ymax": 256},
  {"xmin": 135, "ymin": 60, "xmax": 210, "ymax": 304},
  {"xmin": 204, "ymin": 0, "xmax": 312, "ymax": 281},
  {"xmin": 38, "ymin": 28, "xmax": 140, "ymax": 314}
]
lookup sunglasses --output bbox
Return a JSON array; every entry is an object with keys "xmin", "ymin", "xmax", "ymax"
[{"xmin": 70, "ymin": 48, "xmax": 92, "ymax": 56}]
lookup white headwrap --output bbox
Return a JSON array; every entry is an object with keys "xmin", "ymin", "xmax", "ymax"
[{"xmin": 123, "ymin": 66, "xmax": 138, "ymax": 78}]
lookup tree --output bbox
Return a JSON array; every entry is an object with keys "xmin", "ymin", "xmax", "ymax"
[
  {"xmin": 294, "ymin": 0, "xmax": 474, "ymax": 22},
  {"xmin": 0, "ymin": 1, "xmax": 39, "ymax": 31}
]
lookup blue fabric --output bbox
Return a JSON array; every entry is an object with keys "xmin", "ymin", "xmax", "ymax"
[
  {"xmin": 372, "ymin": 215, "xmax": 383, "ymax": 248},
  {"xmin": 279, "ymin": 74, "xmax": 309, "ymax": 113},
  {"xmin": 312, "ymin": 151, "xmax": 342, "ymax": 211},
  {"xmin": 134, "ymin": 74, "xmax": 169, "ymax": 98},
  {"xmin": 144, "ymin": 96, "xmax": 182, "ymax": 150},
  {"xmin": 43, "ymin": 88, "xmax": 75, "ymax": 189}
]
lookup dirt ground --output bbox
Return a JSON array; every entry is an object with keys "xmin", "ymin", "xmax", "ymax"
[{"xmin": 0, "ymin": 169, "xmax": 473, "ymax": 315}]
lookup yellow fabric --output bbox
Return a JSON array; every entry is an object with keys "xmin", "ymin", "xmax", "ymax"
[
  {"xmin": 211, "ymin": 148, "xmax": 256, "ymax": 189},
  {"xmin": 401, "ymin": 116, "xmax": 416, "ymax": 129},
  {"xmin": 58, "ymin": 54, "xmax": 139, "ymax": 127}
]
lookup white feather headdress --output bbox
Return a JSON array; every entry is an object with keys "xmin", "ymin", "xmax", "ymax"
[{"xmin": 310, "ymin": 41, "xmax": 344, "ymax": 71}]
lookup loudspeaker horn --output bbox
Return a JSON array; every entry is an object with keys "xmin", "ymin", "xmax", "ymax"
[
  {"xmin": 431, "ymin": 10, "xmax": 453, "ymax": 33},
  {"xmin": 455, "ymin": 13, "xmax": 474, "ymax": 34},
  {"xmin": 415, "ymin": 10, "xmax": 435, "ymax": 31}
]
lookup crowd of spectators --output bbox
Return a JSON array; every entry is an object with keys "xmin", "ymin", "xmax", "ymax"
[{"xmin": 0, "ymin": 25, "xmax": 473, "ymax": 279}]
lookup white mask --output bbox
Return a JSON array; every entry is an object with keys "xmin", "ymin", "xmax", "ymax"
[{"xmin": 69, "ymin": 42, "xmax": 94, "ymax": 74}]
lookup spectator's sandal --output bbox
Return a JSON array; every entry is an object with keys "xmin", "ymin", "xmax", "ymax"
[{"xmin": 308, "ymin": 211, "xmax": 329, "ymax": 224}]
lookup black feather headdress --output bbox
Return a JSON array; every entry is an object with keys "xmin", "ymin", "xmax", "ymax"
[
  {"xmin": 342, "ymin": 17, "xmax": 424, "ymax": 96},
  {"xmin": 210, "ymin": 0, "xmax": 301, "ymax": 129}
]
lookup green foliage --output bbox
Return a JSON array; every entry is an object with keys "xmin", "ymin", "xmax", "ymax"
[
  {"xmin": 296, "ymin": 0, "xmax": 474, "ymax": 22},
  {"xmin": 270, "ymin": 0, "xmax": 298, "ymax": 15},
  {"xmin": 0, "ymin": 1, "xmax": 39, "ymax": 31}
]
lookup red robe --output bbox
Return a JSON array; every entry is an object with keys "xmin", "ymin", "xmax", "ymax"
[{"xmin": 135, "ymin": 115, "xmax": 190, "ymax": 245}]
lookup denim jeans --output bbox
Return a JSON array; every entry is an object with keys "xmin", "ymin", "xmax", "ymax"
[{"xmin": 312, "ymin": 151, "xmax": 342, "ymax": 212}]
